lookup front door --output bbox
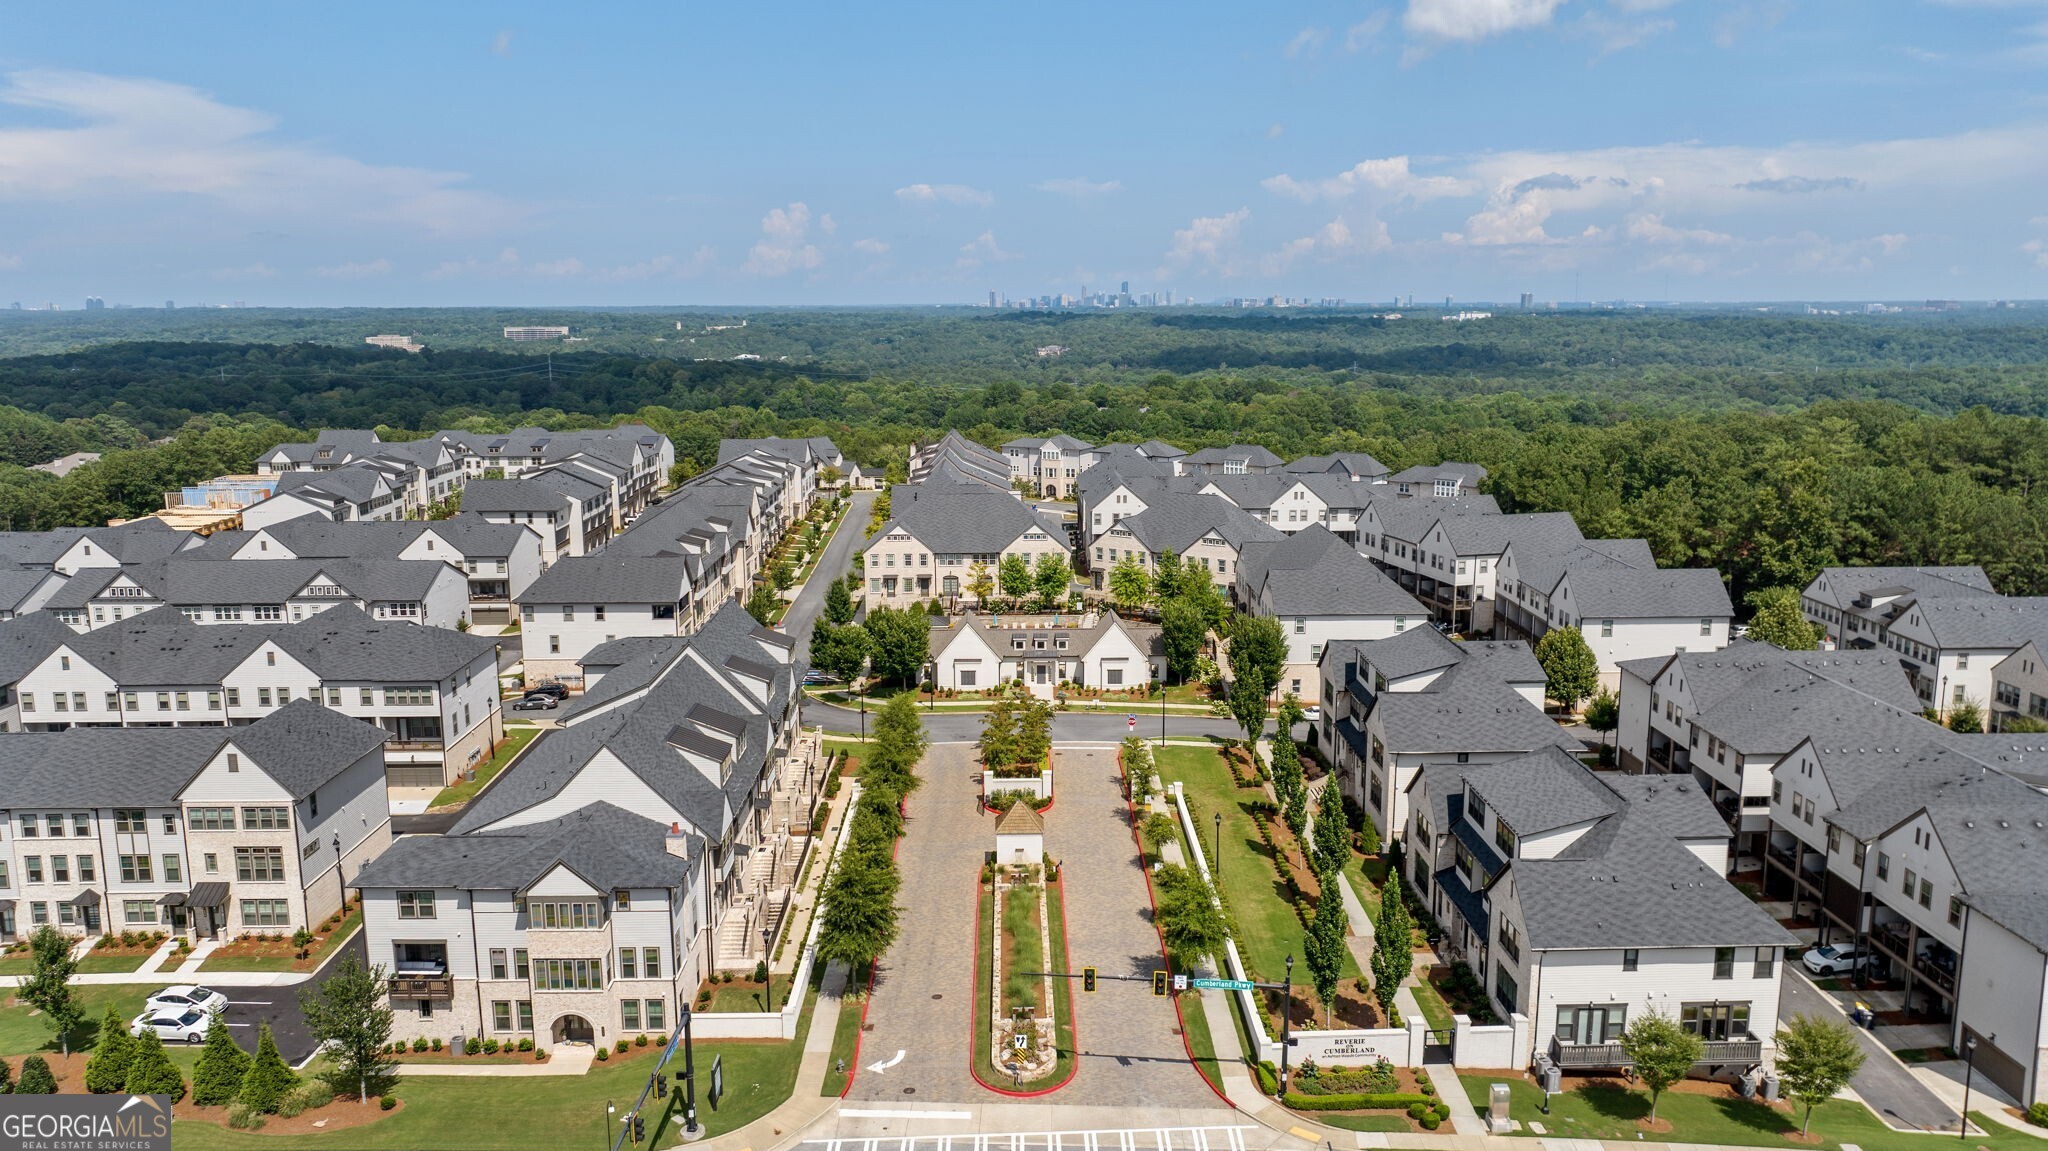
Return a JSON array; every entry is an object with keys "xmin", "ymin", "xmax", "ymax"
[{"xmin": 83, "ymin": 906, "xmax": 100, "ymax": 934}]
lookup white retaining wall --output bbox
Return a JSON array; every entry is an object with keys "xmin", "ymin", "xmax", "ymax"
[{"xmin": 983, "ymin": 767, "xmax": 1053, "ymax": 802}]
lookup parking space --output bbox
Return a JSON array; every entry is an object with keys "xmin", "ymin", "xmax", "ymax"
[{"xmin": 158, "ymin": 932, "xmax": 367, "ymax": 1064}]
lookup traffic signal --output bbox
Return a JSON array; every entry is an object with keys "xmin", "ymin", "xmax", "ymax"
[
  {"xmin": 632, "ymin": 1114, "xmax": 645, "ymax": 1143},
  {"xmin": 1083, "ymin": 966, "xmax": 1097, "ymax": 993},
  {"xmin": 655, "ymin": 1073, "xmax": 667, "ymax": 1098},
  {"xmin": 1152, "ymin": 970, "xmax": 1168, "ymax": 997}
]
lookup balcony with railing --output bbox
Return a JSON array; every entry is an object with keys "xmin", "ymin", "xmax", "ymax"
[
  {"xmin": 389, "ymin": 973, "xmax": 454, "ymax": 999},
  {"xmin": 1549, "ymin": 1033, "xmax": 1763, "ymax": 1070},
  {"xmin": 1872, "ymin": 918, "xmax": 1913, "ymax": 961}
]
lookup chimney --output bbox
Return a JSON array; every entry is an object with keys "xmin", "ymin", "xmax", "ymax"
[{"xmin": 666, "ymin": 821, "xmax": 689, "ymax": 859}]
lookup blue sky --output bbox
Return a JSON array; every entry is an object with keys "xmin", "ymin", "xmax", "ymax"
[{"xmin": 3, "ymin": 0, "xmax": 2047, "ymax": 306}]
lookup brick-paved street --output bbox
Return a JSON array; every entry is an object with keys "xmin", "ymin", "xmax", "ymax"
[
  {"xmin": 845, "ymin": 742, "xmax": 1220, "ymax": 1108},
  {"xmin": 845, "ymin": 742, "xmax": 990, "ymax": 1104},
  {"xmin": 1046, "ymin": 745, "xmax": 1225, "ymax": 1108}
]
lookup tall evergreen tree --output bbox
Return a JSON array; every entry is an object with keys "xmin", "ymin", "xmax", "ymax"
[
  {"xmin": 1303, "ymin": 873, "xmax": 1350, "ymax": 1029},
  {"xmin": 1370, "ymin": 865, "xmax": 1414, "ymax": 1020},
  {"xmin": 1312, "ymin": 776, "xmax": 1350, "ymax": 877},
  {"xmin": 824, "ymin": 577, "xmax": 856, "ymax": 625},
  {"xmin": 237, "ymin": 1023, "xmax": 299, "ymax": 1114},
  {"xmin": 1273, "ymin": 735, "xmax": 1307, "ymax": 835},
  {"xmin": 122, "ymin": 1029, "xmax": 187, "ymax": 1101},
  {"xmin": 83, "ymin": 1005, "xmax": 135, "ymax": 1093},
  {"xmin": 16, "ymin": 1056, "xmax": 55, "ymax": 1095},
  {"xmin": 191, "ymin": 1012, "xmax": 252, "ymax": 1107}
]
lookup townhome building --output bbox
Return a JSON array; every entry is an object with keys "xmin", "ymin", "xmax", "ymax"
[
  {"xmin": 1766, "ymin": 734, "xmax": 2048, "ymax": 1105},
  {"xmin": 42, "ymin": 557, "xmax": 470, "ymax": 633},
  {"xmin": 0, "ymin": 701, "xmax": 392, "ymax": 942},
  {"xmin": 460, "ymin": 469, "xmax": 614, "ymax": 565},
  {"xmin": 1405, "ymin": 747, "xmax": 1795, "ymax": 1076},
  {"xmin": 928, "ymin": 610, "xmax": 1164, "ymax": 695},
  {"xmin": 242, "ymin": 462, "xmax": 411, "ymax": 528},
  {"xmin": 519, "ymin": 560, "xmax": 693, "ymax": 683},
  {"xmin": 1234, "ymin": 526, "xmax": 1427, "ymax": 697},
  {"xmin": 1001, "ymin": 435, "xmax": 1096, "ymax": 499},
  {"xmin": 0, "ymin": 568, "xmax": 62, "ymax": 622},
  {"xmin": 1990, "ymin": 642, "xmax": 2048, "ymax": 731},
  {"xmin": 1076, "ymin": 456, "xmax": 1178, "ymax": 552},
  {"xmin": 1875, "ymin": 596, "xmax": 2048, "ymax": 722},
  {"xmin": 1089, "ymin": 493, "xmax": 1285, "ymax": 593},
  {"xmin": 1496, "ymin": 551, "xmax": 1733, "ymax": 689},
  {"xmin": 353, "ymin": 600, "xmax": 804, "ymax": 1045},
  {"xmin": 1180, "ymin": 444, "xmax": 1284, "ymax": 476},
  {"xmin": 256, "ymin": 430, "xmax": 387, "ymax": 476},
  {"xmin": 1283, "ymin": 452, "xmax": 1390, "ymax": 482},
  {"xmin": 907, "ymin": 431, "xmax": 1014, "ymax": 492},
  {"xmin": 1617, "ymin": 640, "xmax": 1930, "ymax": 864},
  {"xmin": 716, "ymin": 436, "xmax": 845, "ymax": 488},
  {"xmin": 611, "ymin": 483, "xmax": 765, "ymax": 610},
  {"xmin": 1798, "ymin": 566, "xmax": 1997, "ymax": 652},
  {"xmin": 1495, "ymin": 538, "xmax": 1656, "ymax": 644},
  {"xmin": 0, "ymin": 521, "xmax": 198, "ymax": 577},
  {"xmin": 1387, "ymin": 462, "xmax": 1487, "ymax": 498},
  {"xmin": 861, "ymin": 484, "xmax": 1068, "ymax": 607},
  {"xmin": 1319, "ymin": 627, "xmax": 1576, "ymax": 840},
  {"xmin": 175, "ymin": 515, "xmax": 543, "ymax": 626},
  {"xmin": 433, "ymin": 425, "xmax": 673, "ymax": 519},
  {"xmin": 1362, "ymin": 500, "xmax": 1579, "ymax": 636},
  {"xmin": 5, "ymin": 606, "xmax": 503, "ymax": 788}
]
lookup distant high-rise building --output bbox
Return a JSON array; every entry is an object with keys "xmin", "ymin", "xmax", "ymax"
[
  {"xmin": 988, "ymin": 290, "xmax": 998, "ymax": 308},
  {"xmin": 164, "ymin": 300, "xmax": 175, "ymax": 310},
  {"xmin": 1519, "ymin": 292, "xmax": 1534, "ymax": 309},
  {"xmin": 1120, "ymin": 280, "xmax": 1130, "ymax": 296},
  {"xmin": 84, "ymin": 296, "xmax": 105, "ymax": 310}
]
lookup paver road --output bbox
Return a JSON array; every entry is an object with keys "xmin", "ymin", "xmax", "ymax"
[
  {"xmin": 1047, "ymin": 746, "xmax": 1225, "ymax": 1108},
  {"xmin": 845, "ymin": 743, "xmax": 994, "ymax": 1104}
]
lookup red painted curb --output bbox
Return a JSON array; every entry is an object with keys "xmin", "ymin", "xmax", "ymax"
[
  {"xmin": 1123, "ymin": 750, "xmax": 1238, "ymax": 1110},
  {"xmin": 981, "ymin": 794, "xmax": 1055, "ymax": 817},
  {"xmin": 968, "ymin": 873, "xmax": 1080, "ymax": 1098}
]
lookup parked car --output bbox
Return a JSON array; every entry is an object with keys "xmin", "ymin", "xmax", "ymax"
[
  {"xmin": 802, "ymin": 671, "xmax": 839, "ymax": 686},
  {"xmin": 1800, "ymin": 943, "xmax": 1869, "ymax": 976},
  {"xmin": 511, "ymin": 695, "xmax": 559, "ymax": 711},
  {"xmin": 145, "ymin": 985, "xmax": 226, "ymax": 1017},
  {"xmin": 131, "ymin": 1008, "xmax": 211, "ymax": 1044},
  {"xmin": 1299, "ymin": 705, "xmax": 1322, "ymax": 723},
  {"xmin": 523, "ymin": 682, "xmax": 570, "ymax": 700}
]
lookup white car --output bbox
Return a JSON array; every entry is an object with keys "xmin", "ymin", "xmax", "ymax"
[
  {"xmin": 1800, "ymin": 943, "xmax": 1869, "ymax": 976},
  {"xmin": 1300, "ymin": 705, "xmax": 1322, "ymax": 723},
  {"xmin": 145, "ymin": 985, "xmax": 226, "ymax": 1017},
  {"xmin": 131, "ymin": 1008, "xmax": 211, "ymax": 1044}
]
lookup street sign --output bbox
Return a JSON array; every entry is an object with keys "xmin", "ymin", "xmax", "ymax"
[
  {"xmin": 708, "ymin": 1054, "xmax": 724, "ymax": 1108},
  {"xmin": 1172, "ymin": 973, "xmax": 1188, "ymax": 991},
  {"xmin": 1190, "ymin": 977, "xmax": 1256, "ymax": 991},
  {"xmin": 1127, "ymin": 716, "xmax": 1136, "ymax": 731}
]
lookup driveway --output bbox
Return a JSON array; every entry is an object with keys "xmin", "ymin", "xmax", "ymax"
[
  {"xmin": 1780, "ymin": 968, "xmax": 1959, "ymax": 1132},
  {"xmin": 205, "ymin": 932, "xmax": 368, "ymax": 1065},
  {"xmin": 801, "ymin": 699, "xmax": 1248, "ymax": 744},
  {"xmin": 782, "ymin": 491, "xmax": 874, "ymax": 653}
]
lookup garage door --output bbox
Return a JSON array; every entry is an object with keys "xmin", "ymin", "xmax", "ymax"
[
  {"xmin": 387, "ymin": 764, "xmax": 446, "ymax": 790},
  {"xmin": 1964, "ymin": 1026, "xmax": 2031, "ymax": 1106}
]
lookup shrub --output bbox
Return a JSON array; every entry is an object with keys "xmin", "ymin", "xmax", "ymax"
[
  {"xmin": 616, "ymin": 1039, "xmax": 630, "ymax": 1053},
  {"xmin": 465, "ymin": 1038, "xmax": 482, "ymax": 1055},
  {"xmin": 1280, "ymin": 1092, "xmax": 1435, "ymax": 1112},
  {"xmin": 84, "ymin": 1005, "xmax": 136, "ymax": 1093},
  {"xmin": 412, "ymin": 1038, "xmax": 428, "ymax": 1052},
  {"xmin": 1407, "ymin": 1103, "xmax": 1429, "ymax": 1120},
  {"xmin": 596, "ymin": 1048, "xmax": 609, "ymax": 1062},
  {"xmin": 0, "ymin": 1056, "xmax": 13, "ymax": 1094},
  {"xmin": 238, "ymin": 1024, "xmax": 299, "ymax": 1114},
  {"xmin": 1420, "ymin": 1114, "xmax": 1442, "ymax": 1130},
  {"xmin": 123, "ymin": 1030, "xmax": 187, "ymax": 1101},
  {"xmin": 380, "ymin": 1095, "xmax": 397, "ymax": 1111},
  {"xmin": 430, "ymin": 1037, "xmax": 442, "ymax": 1052},
  {"xmin": 752, "ymin": 960, "xmax": 769, "ymax": 983},
  {"xmin": 1254, "ymin": 1061, "xmax": 1279, "ymax": 1096},
  {"xmin": 297, "ymin": 1082, "xmax": 334, "ymax": 1110},
  {"xmin": 275, "ymin": 1091, "xmax": 308, "ymax": 1119},
  {"xmin": 1435, "ymin": 1102, "xmax": 1452, "ymax": 1122},
  {"xmin": 635, "ymin": 1033, "xmax": 649, "ymax": 1047},
  {"xmin": 226, "ymin": 1104, "xmax": 265, "ymax": 1130},
  {"xmin": 291, "ymin": 929, "xmax": 315, "ymax": 949},
  {"xmin": 2030, "ymin": 1103, "xmax": 2048, "ymax": 1128},
  {"xmin": 534, "ymin": 1048, "xmax": 547, "ymax": 1061},
  {"xmin": 191, "ymin": 1012, "xmax": 252, "ymax": 1106},
  {"xmin": 1420, "ymin": 1077, "xmax": 1437, "ymax": 1096},
  {"xmin": 16, "ymin": 1056, "xmax": 54, "ymax": 1095},
  {"xmin": 518, "ymin": 1037, "xmax": 534, "ymax": 1052}
]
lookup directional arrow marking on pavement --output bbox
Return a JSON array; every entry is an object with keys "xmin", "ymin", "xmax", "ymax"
[{"xmin": 866, "ymin": 1049, "xmax": 906, "ymax": 1073}]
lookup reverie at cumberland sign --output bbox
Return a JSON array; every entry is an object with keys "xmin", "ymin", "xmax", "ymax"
[{"xmin": 0, "ymin": 1094, "xmax": 172, "ymax": 1151}]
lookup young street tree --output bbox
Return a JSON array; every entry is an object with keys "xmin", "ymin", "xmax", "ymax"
[
  {"xmin": 1620, "ymin": 1011, "xmax": 1704, "ymax": 1122},
  {"xmin": 863, "ymin": 605, "xmax": 930, "ymax": 686},
  {"xmin": 1108, "ymin": 554, "xmax": 1152, "ymax": 614},
  {"xmin": 1154, "ymin": 863, "xmax": 1232, "ymax": 975},
  {"xmin": 1151, "ymin": 550, "xmax": 1186, "ymax": 601},
  {"xmin": 817, "ymin": 830, "xmax": 902, "ymax": 971},
  {"xmin": 824, "ymin": 577, "xmax": 856, "ymax": 625},
  {"xmin": 1159, "ymin": 597, "xmax": 1208, "ymax": 684},
  {"xmin": 1583, "ymin": 687, "xmax": 1620, "ymax": 761},
  {"xmin": 965, "ymin": 560, "xmax": 995, "ymax": 607},
  {"xmin": 1534, "ymin": 626, "xmax": 1600, "ymax": 714},
  {"xmin": 1304, "ymin": 878, "xmax": 1349, "ymax": 1028},
  {"xmin": 1033, "ymin": 552, "xmax": 1073, "ymax": 609},
  {"xmin": 1370, "ymin": 864, "xmax": 1414, "ymax": 1020},
  {"xmin": 1272, "ymin": 734, "xmax": 1308, "ymax": 835},
  {"xmin": 1776, "ymin": 1014, "xmax": 1866, "ymax": 1136},
  {"xmin": 998, "ymin": 553, "xmax": 1034, "ymax": 601},
  {"xmin": 1312, "ymin": 773, "xmax": 1350, "ymax": 876},
  {"xmin": 1743, "ymin": 586, "xmax": 1822, "ymax": 651},
  {"xmin": 298, "ymin": 954, "xmax": 397, "ymax": 1102},
  {"xmin": 978, "ymin": 694, "xmax": 1019, "ymax": 769},
  {"xmin": 19, "ymin": 925, "xmax": 82, "ymax": 1056},
  {"xmin": 866, "ymin": 692, "xmax": 928, "ymax": 794},
  {"xmin": 1226, "ymin": 613, "xmax": 1288, "ymax": 745},
  {"xmin": 808, "ymin": 621, "xmax": 872, "ymax": 685},
  {"xmin": 744, "ymin": 582, "xmax": 781, "ymax": 627}
]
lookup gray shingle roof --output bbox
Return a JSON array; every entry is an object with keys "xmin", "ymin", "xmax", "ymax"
[
  {"xmin": 870, "ymin": 485, "xmax": 1065, "ymax": 554},
  {"xmin": 1563, "ymin": 566, "xmax": 1734, "ymax": 620},
  {"xmin": 1374, "ymin": 663, "xmax": 1582, "ymax": 755},
  {"xmin": 524, "ymin": 555, "xmax": 688, "ymax": 605},
  {"xmin": 1115, "ymin": 493, "xmax": 1285, "ymax": 555},
  {"xmin": 1462, "ymin": 748, "xmax": 1620, "ymax": 835},
  {"xmin": 353, "ymin": 802, "xmax": 699, "ymax": 893},
  {"xmin": 227, "ymin": 698, "xmax": 392, "ymax": 797},
  {"xmin": 1908, "ymin": 596, "xmax": 2048, "ymax": 649},
  {"xmin": 1236, "ymin": 526, "xmax": 1424, "ymax": 617}
]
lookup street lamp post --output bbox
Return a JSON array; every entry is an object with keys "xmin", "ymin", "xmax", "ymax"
[
  {"xmin": 1159, "ymin": 677, "xmax": 1167, "ymax": 748},
  {"xmin": 604, "ymin": 1101, "xmax": 615, "ymax": 1151},
  {"xmin": 762, "ymin": 928, "xmax": 776, "ymax": 1013},
  {"xmin": 1214, "ymin": 812, "xmax": 1222, "ymax": 886},
  {"xmin": 1281, "ymin": 955, "xmax": 1295, "ymax": 1094},
  {"xmin": 1960, "ymin": 1034, "xmax": 1984, "ymax": 1138}
]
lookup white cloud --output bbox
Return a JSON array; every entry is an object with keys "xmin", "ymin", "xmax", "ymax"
[
  {"xmin": 1576, "ymin": 10, "xmax": 1675, "ymax": 54},
  {"xmin": 1262, "ymin": 155, "xmax": 1474, "ymax": 203},
  {"xmin": 956, "ymin": 230, "xmax": 1019, "ymax": 269},
  {"xmin": 852, "ymin": 238, "xmax": 890, "ymax": 255},
  {"xmin": 1266, "ymin": 123, "xmax": 1287, "ymax": 140},
  {"xmin": 1161, "ymin": 208, "xmax": 1250, "ymax": 273},
  {"xmin": 744, "ymin": 202, "xmax": 825, "ymax": 276},
  {"xmin": 209, "ymin": 262, "xmax": 276, "ymax": 280},
  {"xmin": 490, "ymin": 29, "xmax": 515, "ymax": 57},
  {"xmin": 1404, "ymin": 0, "xmax": 1567, "ymax": 42},
  {"xmin": 528, "ymin": 257, "xmax": 585, "ymax": 277},
  {"xmin": 1713, "ymin": 1, "xmax": 1790, "ymax": 47},
  {"xmin": 0, "ymin": 251, "xmax": 22, "ymax": 270},
  {"xmin": 1345, "ymin": 11, "xmax": 1394, "ymax": 51},
  {"xmin": 0, "ymin": 69, "xmax": 521, "ymax": 235},
  {"xmin": 1034, "ymin": 177, "xmax": 1122, "ymax": 198},
  {"xmin": 894, "ymin": 183, "xmax": 994, "ymax": 207},
  {"xmin": 1286, "ymin": 27, "xmax": 1331, "ymax": 58},
  {"xmin": 427, "ymin": 247, "xmax": 535, "ymax": 280},
  {"xmin": 1263, "ymin": 216, "xmax": 1392, "ymax": 274},
  {"xmin": 593, "ymin": 248, "xmax": 717, "ymax": 281},
  {"xmin": 1609, "ymin": 0, "xmax": 1680, "ymax": 10},
  {"xmin": 313, "ymin": 258, "xmax": 393, "ymax": 279}
]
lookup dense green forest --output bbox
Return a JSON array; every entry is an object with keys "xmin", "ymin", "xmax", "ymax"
[{"xmin": 0, "ymin": 307, "xmax": 2044, "ymax": 606}]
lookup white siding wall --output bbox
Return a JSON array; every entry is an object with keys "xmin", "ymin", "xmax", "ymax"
[{"xmin": 1955, "ymin": 913, "xmax": 2048, "ymax": 1107}]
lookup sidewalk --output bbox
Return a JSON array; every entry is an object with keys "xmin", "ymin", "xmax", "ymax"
[
  {"xmin": 688, "ymin": 961, "xmax": 850, "ymax": 1151},
  {"xmin": 398, "ymin": 1043, "xmax": 596, "ymax": 1078}
]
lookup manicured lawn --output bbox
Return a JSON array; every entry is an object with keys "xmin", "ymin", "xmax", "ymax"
[
  {"xmin": 1345, "ymin": 853, "xmax": 1389, "ymax": 923},
  {"xmin": 174, "ymin": 1002, "xmax": 816, "ymax": 1150},
  {"xmin": 818, "ymin": 965, "xmax": 868, "ymax": 1097},
  {"xmin": 1408, "ymin": 970, "xmax": 1456, "ymax": 1032},
  {"xmin": 0, "ymin": 984, "xmax": 153, "ymax": 1056},
  {"xmin": 430, "ymin": 724, "xmax": 542, "ymax": 808},
  {"xmin": 1469, "ymin": 1077, "xmax": 2037, "ymax": 1151},
  {"xmin": 1319, "ymin": 1115, "xmax": 1415, "ymax": 1133},
  {"xmin": 1178, "ymin": 989, "xmax": 1225, "ymax": 1096},
  {"xmin": 1002, "ymin": 884, "xmax": 1045, "ymax": 1015},
  {"xmin": 201, "ymin": 907, "xmax": 361, "ymax": 973},
  {"xmin": 973, "ymin": 879, "xmax": 1073, "ymax": 1090},
  {"xmin": 1154, "ymin": 744, "xmax": 1351, "ymax": 984},
  {"xmin": 76, "ymin": 952, "xmax": 152, "ymax": 974}
]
